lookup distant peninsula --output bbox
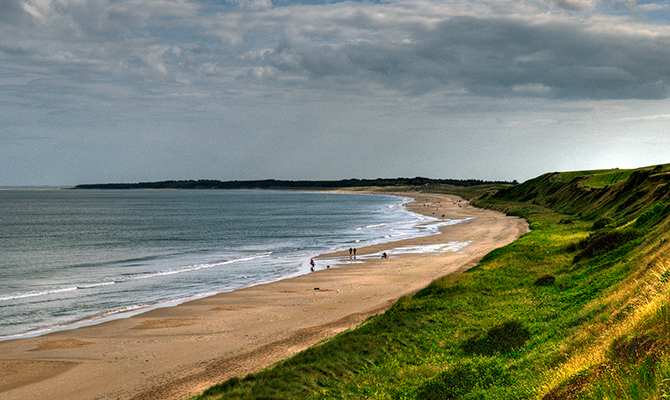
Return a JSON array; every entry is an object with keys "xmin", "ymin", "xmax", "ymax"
[{"xmin": 73, "ymin": 177, "xmax": 517, "ymax": 190}]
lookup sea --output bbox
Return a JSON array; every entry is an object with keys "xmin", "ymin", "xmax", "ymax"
[{"xmin": 0, "ymin": 189, "xmax": 461, "ymax": 341}]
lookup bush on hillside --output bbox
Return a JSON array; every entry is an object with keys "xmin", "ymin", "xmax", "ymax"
[
  {"xmin": 413, "ymin": 281, "xmax": 462, "ymax": 299},
  {"xmin": 534, "ymin": 274, "xmax": 556, "ymax": 287},
  {"xmin": 591, "ymin": 217, "xmax": 614, "ymax": 231},
  {"xmin": 462, "ymin": 320, "xmax": 531, "ymax": 355},
  {"xmin": 566, "ymin": 242, "xmax": 578, "ymax": 253},
  {"xmin": 633, "ymin": 202, "xmax": 669, "ymax": 229},
  {"xmin": 608, "ymin": 334, "xmax": 657, "ymax": 364},
  {"xmin": 415, "ymin": 358, "xmax": 510, "ymax": 400},
  {"xmin": 573, "ymin": 228, "xmax": 641, "ymax": 264}
]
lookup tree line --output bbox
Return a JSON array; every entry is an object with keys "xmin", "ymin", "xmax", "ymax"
[{"xmin": 74, "ymin": 177, "xmax": 515, "ymax": 190}]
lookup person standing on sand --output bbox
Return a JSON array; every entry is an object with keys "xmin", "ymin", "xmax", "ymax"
[
  {"xmin": 310, "ymin": 258, "xmax": 315, "ymax": 271},
  {"xmin": 353, "ymin": 248, "xmax": 356, "ymax": 258},
  {"xmin": 349, "ymin": 247, "xmax": 353, "ymax": 258}
]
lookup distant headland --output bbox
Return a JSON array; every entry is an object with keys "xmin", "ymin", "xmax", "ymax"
[{"xmin": 73, "ymin": 177, "xmax": 517, "ymax": 190}]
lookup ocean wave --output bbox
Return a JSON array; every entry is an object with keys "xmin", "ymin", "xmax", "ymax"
[
  {"xmin": 392, "ymin": 241, "xmax": 473, "ymax": 254},
  {"xmin": 0, "ymin": 290, "xmax": 223, "ymax": 342},
  {"xmin": 77, "ymin": 281, "xmax": 116, "ymax": 289},
  {"xmin": 124, "ymin": 252, "xmax": 272, "ymax": 281},
  {"xmin": 0, "ymin": 253, "xmax": 273, "ymax": 303},
  {"xmin": 0, "ymin": 286, "xmax": 79, "ymax": 302}
]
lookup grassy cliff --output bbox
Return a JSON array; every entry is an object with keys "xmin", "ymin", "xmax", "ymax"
[{"xmin": 193, "ymin": 164, "xmax": 670, "ymax": 400}]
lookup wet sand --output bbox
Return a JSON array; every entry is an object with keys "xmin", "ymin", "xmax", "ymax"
[{"xmin": 0, "ymin": 192, "xmax": 529, "ymax": 400}]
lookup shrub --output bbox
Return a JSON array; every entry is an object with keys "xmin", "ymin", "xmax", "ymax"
[
  {"xmin": 633, "ymin": 202, "xmax": 668, "ymax": 229},
  {"xmin": 413, "ymin": 282, "xmax": 461, "ymax": 299},
  {"xmin": 608, "ymin": 334, "xmax": 657, "ymax": 363},
  {"xmin": 566, "ymin": 242, "xmax": 578, "ymax": 253},
  {"xmin": 534, "ymin": 274, "xmax": 555, "ymax": 287},
  {"xmin": 573, "ymin": 228, "xmax": 641, "ymax": 264},
  {"xmin": 591, "ymin": 217, "xmax": 613, "ymax": 231},
  {"xmin": 462, "ymin": 320, "xmax": 531, "ymax": 355},
  {"xmin": 415, "ymin": 358, "xmax": 510, "ymax": 400}
]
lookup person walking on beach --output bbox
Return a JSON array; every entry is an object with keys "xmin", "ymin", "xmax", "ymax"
[
  {"xmin": 353, "ymin": 248, "xmax": 356, "ymax": 258},
  {"xmin": 310, "ymin": 258, "xmax": 316, "ymax": 271},
  {"xmin": 349, "ymin": 247, "xmax": 353, "ymax": 258}
]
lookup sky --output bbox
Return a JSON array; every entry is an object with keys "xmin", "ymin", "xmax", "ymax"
[{"xmin": 1, "ymin": 0, "xmax": 670, "ymax": 186}]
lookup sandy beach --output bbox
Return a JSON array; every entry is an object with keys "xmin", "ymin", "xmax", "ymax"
[{"xmin": 0, "ymin": 192, "xmax": 529, "ymax": 400}]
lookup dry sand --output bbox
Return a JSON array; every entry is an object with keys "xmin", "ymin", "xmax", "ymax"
[{"xmin": 0, "ymin": 192, "xmax": 529, "ymax": 400}]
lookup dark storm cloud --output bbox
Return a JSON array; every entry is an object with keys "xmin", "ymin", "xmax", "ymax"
[
  {"xmin": 4, "ymin": 0, "xmax": 670, "ymax": 101},
  {"xmin": 257, "ymin": 13, "xmax": 670, "ymax": 99}
]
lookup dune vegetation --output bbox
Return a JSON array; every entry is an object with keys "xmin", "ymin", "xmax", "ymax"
[{"xmin": 193, "ymin": 164, "xmax": 670, "ymax": 400}]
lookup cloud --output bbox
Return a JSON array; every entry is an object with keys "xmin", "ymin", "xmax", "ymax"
[
  {"xmin": 3, "ymin": 0, "xmax": 670, "ymax": 102},
  {"xmin": 227, "ymin": 0, "xmax": 272, "ymax": 10},
  {"xmin": 2, "ymin": 0, "xmax": 670, "ymax": 185},
  {"xmin": 617, "ymin": 113, "xmax": 670, "ymax": 122},
  {"xmin": 552, "ymin": 0, "xmax": 598, "ymax": 11},
  {"xmin": 247, "ymin": 9, "xmax": 670, "ymax": 99}
]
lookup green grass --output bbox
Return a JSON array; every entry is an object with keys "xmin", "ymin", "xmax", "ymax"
[
  {"xmin": 559, "ymin": 168, "xmax": 635, "ymax": 188},
  {"xmin": 192, "ymin": 164, "xmax": 670, "ymax": 400},
  {"xmin": 555, "ymin": 163, "xmax": 670, "ymax": 189}
]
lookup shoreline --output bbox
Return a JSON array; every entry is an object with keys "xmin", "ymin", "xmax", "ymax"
[
  {"xmin": 0, "ymin": 192, "xmax": 529, "ymax": 400},
  {"xmin": 0, "ymin": 191, "xmax": 422, "ymax": 343}
]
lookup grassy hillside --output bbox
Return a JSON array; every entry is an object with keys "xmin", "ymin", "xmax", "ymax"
[{"xmin": 193, "ymin": 164, "xmax": 670, "ymax": 400}]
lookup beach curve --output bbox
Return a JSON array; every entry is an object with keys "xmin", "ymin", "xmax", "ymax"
[{"xmin": 0, "ymin": 192, "xmax": 529, "ymax": 400}]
